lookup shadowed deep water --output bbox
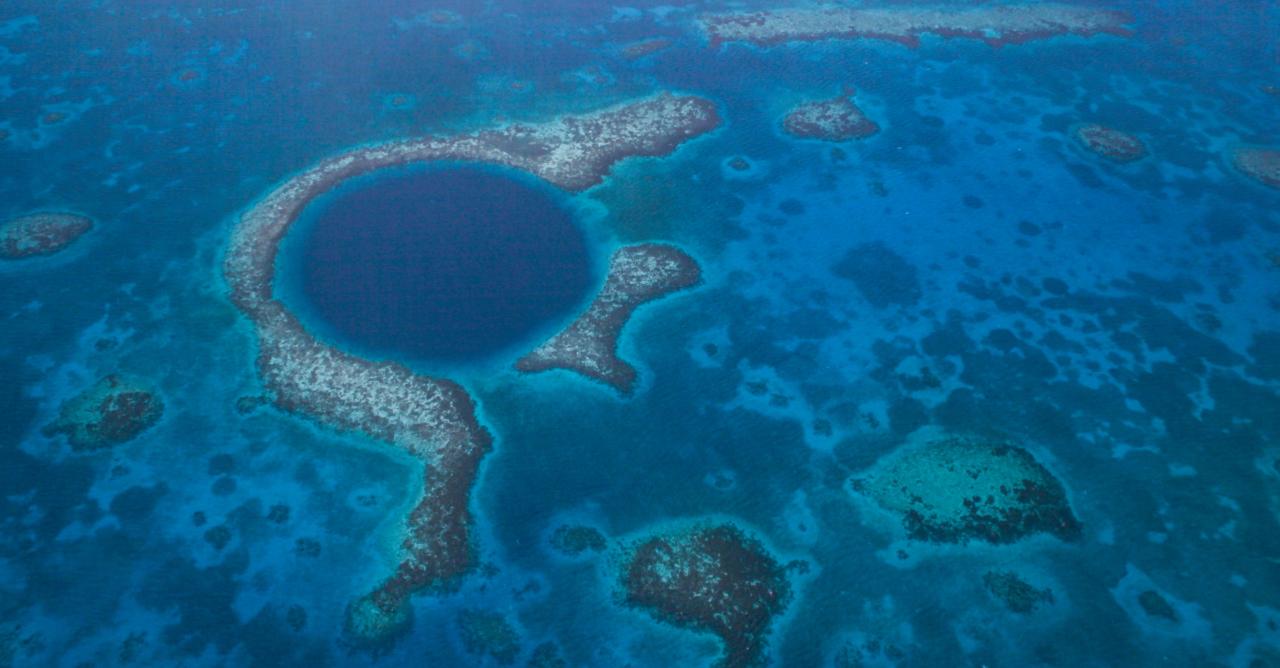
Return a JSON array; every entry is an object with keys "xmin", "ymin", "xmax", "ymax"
[{"xmin": 290, "ymin": 166, "xmax": 592, "ymax": 363}]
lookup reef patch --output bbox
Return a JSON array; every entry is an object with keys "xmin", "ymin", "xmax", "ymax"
[
  {"xmin": 43, "ymin": 375, "xmax": 163, "ymax": 452},
  {"xmin": 850, "ymin": 429, "xmax": 1081, "ymax": 544},
  {"xmin": 0, "ymin": 211, "xmax": 92, "ymax": 259},
  {"xmin": 983, "ymin": 570, "xmax": 1054, "ymax": 614},
  {"xmin": 700, "ymin": 4, "xmax": 1132, "ymax": 49},
  {"xmin": 619, "ymin": 522, "xmax": 799, "ymax": 668},
  {"xmin": 516, "ymin": 243, "xmax": 701, "ymax": 394},
  {"xmin": 782, "ymin": 89, "xmax": 879, "ymax": 142},
  {"xmin": 222, "ymin": 93, "xmax": 720, "ymax": 645},
  {"xmin": 1073, "ymin": 124, "xmax": 1147, "ymax": 163},
  {"xmin": 1233, "ymin": 147, "xmax": 1280, "ymax": 189}
]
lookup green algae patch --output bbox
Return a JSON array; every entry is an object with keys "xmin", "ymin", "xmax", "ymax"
[
  {"xmin": 851, "ymin": 429, "xmax": 1080, "ymax": 544},
  {"xmin": 44, "ymin": 375, "xmax": 163, "ymax": 451}
]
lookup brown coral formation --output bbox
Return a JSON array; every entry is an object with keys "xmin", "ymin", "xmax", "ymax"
[
  {"xmin": 700, "ymin": 4, "xmax": 1132, "ymax": 49},
  {"xmin": 44, "ymin": 375, "xmax": 163, "ymax": 451},
  {"xmin": 222, "ymin": 93, "xmax": 719, "ymax": 645},
  {"xmin": 1074, "ymin": 124, "xmax": 1147, "ymax": 162},
  {"xmin": 0, "ymin": 212, "xmax": 92, "ymax": 259},
  {"xmin": 1233, "ymin": 147, "xmax": 1280, "ymax": 189},
  {"xmin": 782, "ymin": 89, "xmax": 879, "ymax": 142},
  {"xmin": 620, "ymin": 523, "xmax": 795, "ymax": 668},
  {"xmin": 516, "ymin": 243, "xmax": 701, "ymax": 393}
]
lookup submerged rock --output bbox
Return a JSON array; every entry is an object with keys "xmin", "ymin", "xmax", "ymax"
[
  {"xmin": 549, "ymin": 524, "xmax": 606, "ymax": 556},
  {"xmin": 619, "ymin": 522, "xmax": 797, "ymax": 668},
  {"xmin": 457, "ymin": 609, "xmax": 521, "ymax": 665},
  {"xmin": 832, "ymin": 242, "xmax": 921, "ymax": 308},
  {"xmin": 527, "ymin": 642, "xmax": 567, "ymax": 668},
  {"xmin": 0, "ymin": 211, "xmax": 92, "ymax": 259},
  {"xmin": 1233, "ymin": 147, "xmax": 1280, "ymax": 189},
  {"xmin": 44, "ymin": 375, "xmax": 163, "ymax": 451},
  {"xmin": 1137, "ymin": 589, "xmax": 1179, "ymax": 622},
  {"xmin": 343, "ymin": 591, "xmax": 413, "ymax": 651},
  {"xmin": 782, "ymin": 89, "xmax": 879, "ymax": 142},
  {"xmin": 983, "ymin": 570, "xmax": 1054, "ymax": 614},
  {"xmin": 1073, "ymin": 124, "xmax": 1147, "ymax": 163},
  {"xmin": 851, "ymin": 429, "xmax": 1080, "ymax": 544}
]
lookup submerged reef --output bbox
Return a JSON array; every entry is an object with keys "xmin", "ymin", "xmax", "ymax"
[
  {"xmin": 782, "ymin": 89, "xmax": 879, "ymax": 142},
  {"xmin": 983, "ymin": 570, "xmax": 1055, "ymax": 614},
  {"xmin": 516, "ymin": 243, "xmax": 701, "ymax": 393},
  {"xmin": 621, "ymin": 37, "xmax": 673, "ymax": 60},
  {"xmin": 223, "ymin": 93, "xmax": 719, "ymax": 646},
  {"xmin": 700, "ymin": 4, "xmax": 1131, "ymax": 49},
  {"xmin": 619, "ymin": 522, "xmax": 797, "ymax": 668},
  {"xmin": 43, "ymin": 375, "xmax": 163, "ymax": 452},
  {"xmin": 1073, "ymin": 124, "xmax": 1147, "ymax": 162},
  {"xmin": 1233, "ymin": 147, "xmax": 1280, "ymax": 189},
  {"xmin": 850, "ymin": 430, "xmax": 1080, "ymax": 544},
  {"xmin": 549, "ymin": 524, "xmax": 607, "ymax": 557},
  {"xmin": 456, "ymin": 609, "xmax": 521, "ymax": 665},
  {"xmin": 0, "ymin": 211, "xmax": 92, "ymax": 259}
]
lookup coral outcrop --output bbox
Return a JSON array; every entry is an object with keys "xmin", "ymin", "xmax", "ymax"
[
  {"xmin": 44, "ymin": 375, "xmax": 163, "ymax": 451},
  {"xmin": 516, "ymin": 243, "xmax": 700, "ymax": 393},
  {"xmin": 0, "ymin": 212, "xmax": 92, "ymax": 259}
]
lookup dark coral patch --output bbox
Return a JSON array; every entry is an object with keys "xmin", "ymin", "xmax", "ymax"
[
  {"xmin": 44, "ymin": 375, "xmax": 163, "ymax": 452},
  {"xmin": 456, "ymin": 609, "xmax": 520, "ymax": 665},
  {"xmin": 1, "ymin": 212, "xmax": 93, "ymax": 259},
  {"xmin": 620, "ymin": 523, "xmax": 795, "ymax": 668},
  {"xmin": 983, "ymin": 570, "xmax": 1054, "ymax": 614},
  {"xmin": 1073, "ymin": 124, "xmax": 1147, "ymax": 163},
  {"xmin": 549, "ymin": 524, "xmax": 606, "ymax": 557},
  {"xmin": 832, "ymin": 242, "xmax": 921, "ymax": 308}
]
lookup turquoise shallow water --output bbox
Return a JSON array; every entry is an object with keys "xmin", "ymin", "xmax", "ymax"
[{"xmin": 2, "ymin": 1, "xmax": 1279, "ymax": 666}]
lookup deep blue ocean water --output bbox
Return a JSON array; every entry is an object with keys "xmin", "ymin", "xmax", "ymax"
[
  {"xmin": 282, "ymin": 165, "xmax": 593, "ymax": 364},
  {"xmin": 1, "ymin": 1, "xmax": 1279, "ymax": 667}
]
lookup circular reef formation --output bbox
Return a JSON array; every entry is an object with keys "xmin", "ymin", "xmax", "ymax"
[
  {"xmin": 43, "ymin": 375, "xmax": 163, "ymax": 452},
  {"xmin": 223, "ymin": 93, "xmax": 719, "ymax": 646},
  {"xmin": 293, "ymin": 166, "xmax": 592, "ymax": 363},
  {"xmin": 781, "ymin": 88, "xmax": 879, "ymax": 142},
  {"xmin": 1073, "ymin": 124, "xmax": 1147, "ymax": 163},
  {"xmin": 619, "ymin": 522, "xmax": 798, "ymax": 668},
  {"xmin": 0, "ymin": 211, "xmax": 92, "ymax": 259},
  {"xmin": 850, "ymin": 429, "xmax": 1081, "ymax": 544},
  {"xmin": 1233, "ymin": 147, "xmax": 1280, "ymax": 189}
]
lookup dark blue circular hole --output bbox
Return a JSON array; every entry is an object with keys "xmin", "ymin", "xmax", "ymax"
[{"xmin": 291, "ymin": 165, "xmax": 593, "ymax": 364}]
